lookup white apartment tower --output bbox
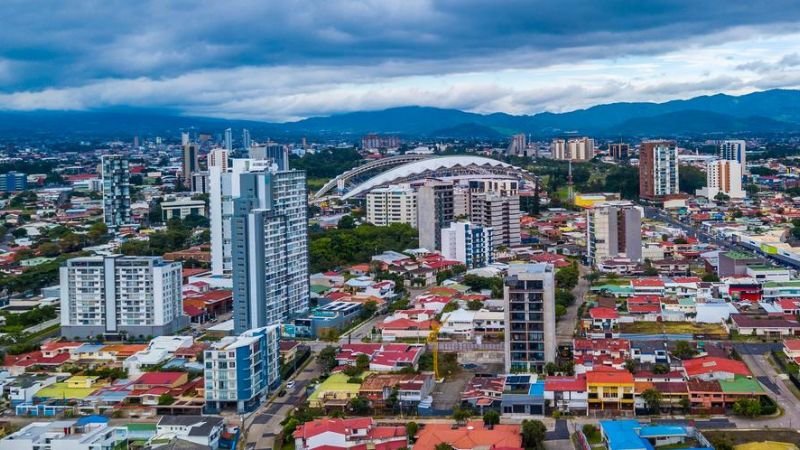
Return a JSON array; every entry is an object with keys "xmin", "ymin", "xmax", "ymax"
[
  {"xmin": 697, "ymin": 159, "xmax": 746, "ymax": 200},
  {"xmin": 441, "ymin": 221, "xmax": 494, "ymax": 269},
  {"xmin": 720, "ymin": 140, "xmax": 746, "ymax": 171},
  {"xmin": 60, "ymin": 255, "xmax": 187, "ymax": 340},
  {"xmin": 366, "ymin": 184, "xmax": 417, "ymax": 227},
  {"xmin": 587, "ymin": 201, "xmax": 643, "ymax": 266},
  {"xmin": 552, "ymin": 137, "xmax": 594, "ymax": 161}
]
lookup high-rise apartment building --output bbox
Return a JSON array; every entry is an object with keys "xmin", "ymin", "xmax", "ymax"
[
  {"xmin": 416, "ymin": 181, "xmax": 454, "ymax": 251},
  {"xmin": 441, "ymin": 222, "xmax": 494, "ymax": 269},
  {"xmin": 468, "ymin": 193, "xmax": 521, "ymax": 249},
  {"xmin": 250, "ymin": 143, "xmax": 289, "ymax": 171},
  {"xmin": 242, "ymin": 129, "xmax": 252, "ymax": 151},
  {"xmin": 361, "ymin": 134, "xmax": 400, "ymax": 150},
  {"xmin": 638, "ymin": 140, "xmax": 679, "ymax": 201},
  {"xmin": 204, "ymin": 325, "xmax": 280, "ymax": 413},
  {"xmin": 0, "ymin": 171, "xmax": 27, "ymax": 193},
  {"xmin": 365, "ymin": 184, "xmax": 417, "ymax": 227},
  {"xmin": 504, "ymin": 263, "xmax": 556, "ymax": 373},
  {"xmin": 231, "ymin": 170, "xmax": 309, "ymax": 334},
  {"xmin": 610, "ymin": 143, "xmax": 630, "ymax": 160},
  {"xmin": 224, "ymin": 128, "xmax": 233, "ymax": 152},
  {"xmin": 552, "ymin": 137, "xmax": 594, "ymax": 161},
  {"xmin": 101, "ymin": 155, "xmax": 131, "ymax": 229},
  {"xmin": 507, "ymin": 134, "xmax": 527, "ymax": 156},
  {"xmin": 209, "ymin": 148, "xmax": 229, "ymax": 171},
  {"xmin": 59, "ymin": 255, "xmax": 186, "ymax": 339},
  {"xmin": 587, "ymin": 201, "xmax": 643, "ymax": 266},
  {"xmin": 182, "ymin": 141, "xmax": 199, "ymax": 188},
  {"xmin": 696, "ymin": 159, "xmax": 745, "ymax": 200},
  {"xmin": 209, "ymin": 158, "xmax": 275, "ymax": 276},
  {"xmin": 720, "ymin": 140, "xmax": 746, "ymax": 166}
]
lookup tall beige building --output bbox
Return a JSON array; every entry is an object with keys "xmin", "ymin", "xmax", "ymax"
[
  {"xmin": 365, "ymin": 184, "xmax": 418, "ymax": 226},
  {"xmin": 552, "ymin": 137, "xmax": 594, "ymax": 161}
]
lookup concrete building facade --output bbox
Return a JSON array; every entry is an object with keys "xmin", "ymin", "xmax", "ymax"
[
  {"xmin": 639, "ymin": 140, "xmax": 679, "ymax": 201},
  {"xmin": 416, "ymin": 180, "xmax": 454, "ymax": 251},
  {"xmin": 101, "ymin": 154, "xmax": 131, "ymax": 229},
  {"xmin": 440, "ymin": 221, "xmax": 494, "ymax": 269},
  {"xmin": 697, "ymin": 159, "xmax": 745, "ymax": 200},
  {"xmin": 504, "ymin": 263, "xmax": 556, "ymax": 373},
  {"xmin": 587, "ymin": 201, "xmax": 643, "ymax": 266},
  {"xmin": 365, "ymin": 184, "xmax": 417, "ymax": 227}
]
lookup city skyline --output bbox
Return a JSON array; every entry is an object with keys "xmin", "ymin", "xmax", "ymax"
[{"xmin": 1, "ymin": 1, "xmax": 800, "ymax": 121}]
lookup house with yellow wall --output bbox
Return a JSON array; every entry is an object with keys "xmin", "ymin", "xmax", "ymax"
[{"xmin": 586, "ymin": 369, "xmax": 635, "ymax": 411}]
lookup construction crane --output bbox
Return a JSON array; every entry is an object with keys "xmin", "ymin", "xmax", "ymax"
[{"xmin": 427, "ymin": 323, "xmax": 441, "ymax": 380}]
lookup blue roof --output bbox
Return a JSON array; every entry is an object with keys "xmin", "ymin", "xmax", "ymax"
[
  {"xmin": 600, "ymin": 420, "xmax": 654, "ymax": 450},
  {"xmin": 528, "ymin": 381, "xmax": 545, "ymax": 397},
  {"xmin": 77, "ymin": 415, "xmax": 108, "ymax": 425},
  {"xmin": 638, "ymin": 425, "xmax": 689, "ymax": 438}
]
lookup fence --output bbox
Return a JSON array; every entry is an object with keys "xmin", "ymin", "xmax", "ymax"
[{"xmin": 770, "ymin": 349, "xmax": 800, "ymax": 390}]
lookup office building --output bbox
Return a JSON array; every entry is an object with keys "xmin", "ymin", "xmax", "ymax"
[
  {"xmin": 610, "ymin": 143, "xmax": 630, "ymax": 160},
  {"xmin": 441, "ymin": 222, "xmax": 493, "ymax": 269},
  {"xmin": 250, "ymin": 143, "xmax": 289, "ymax": 170},
  {"xmin": 59, "ymin": 255, "xmax": 187, "ymax": 339},
  {"xmin": 696, "ymin": 159, "xmax": 746, "ymax": 200},
  {"xmin": 161, "ymin": 198, "xmax": 207, "ymax": 221},
  {"xmin": 365, "ymin": 184, "xmax": 417, "ymax": 227},
  {"xmin": 182, "ymin": 141, "xmax": 199, "ymax": 188},
  {"xmin": 469, "ymin": 193, "xmax": 521, "ymax": 249},
  {"xmin": 587, "ymin": 201, "xmax": 643, "ymax": 266},
  {"xmin": 504, "ymin": 263, "xmax": 556, "ymax": 373},
  {"xmin": 242, "ymin": 129, "xmax": 252, "ymax": 151},
  {"xmin": 553, "ymin": 137, "xmax": 594, "ymax": 161},
  {"xmin": 720, "ymin": 139, "xmax": 746, "ymax": 169},
  {"xmin": 638, "ymin": 140, "xmax": 679, "ymax": 201},
  {"xmin": 224, "ymin": 128, "xmax": 233, "ymax": 152},
  {"xmin": 231, "ymin": 170, "xmax": 309, "ymax": 333},
  {"xmin": 508, "ymin": 134, "xmax": 527, "ymax": 156},
  {"xmin": 101, "ymin": 154, "xmax": 131, "ymax": 229},
  {"xmin": 0, "ymin": 171, "xmax": 27, "ymax": 193},
  {"xmin": 192, "ymin": 171, "xmax": 209, "ymax": 194},
  {"xmin": 416, "ymin": 181, "xmax": 454, "ymax": 251},
  {"xmin": 210, "ymin": 158, "xmax": 275, "ymax": 276},
  {"xmin": 204, "ymin": 325, "xmax": 280, "ymax": 413}
]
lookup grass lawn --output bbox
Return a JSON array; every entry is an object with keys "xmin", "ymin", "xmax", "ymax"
[
  {"xmin": 705, "ymin": 430, "xmax": 800, "ymax": 446},
  {"xmin": 619, "ymin": 321, "xmax": 726, "ymax": 335}
]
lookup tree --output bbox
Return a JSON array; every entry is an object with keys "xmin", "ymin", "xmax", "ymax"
[
  {"xmin": 435, "ymin": 444, "xmax": 455, "ymax": 450},
  {"xmin": 338, "ymin": 215, "xmax": 356, "ymax": 229},
  {"xmin": 11, "ymin": 228, "xmax": 27, "ymax": 238},
  {"xmin": 355, "ymin": 354, "xmax": 370, "ymax": 371},
  {"xmin": 672, "ymin": 340, "xmax": 696, "ymax": 359},
  {"xmin": 710, "ymin": 436, "xmax": 734, "ymax": 450},
  {"xmin": 521, "ymin": 419, "xmax": 546, "ymax": 450},
  {"xmin": 348, "ymin": 395, "xmax": 371, "ymax": 415},
  {"xmin": 678, "ymin": 165, "xmax": 706, "ymax": 194},
  {"xmin": 641, "ymin": 388, "xmax": 662, "ymax": 414},
  {"xmin": 555, "ymin": 304, "xmax": 567, "ymax": 320},
  {"xmin": 283, "ymin": 417, "xmax": 300, "ymax": 438},
  {"xmin": 406, "ymin": 422, "xmax": 419, "ymax": 442},
  {"xmin": 679, "ymin": 397, "xmax": 691, "ymax": 413},
  {"xmin": 624, "ymin": 359, "xmax": 636, "ymax": 373},
  {"xmin": 453, "ymin": 407, "xmax": 472, "ymax": 424},
  {"xmin": 483, "ymin": 410, "xmax": 500, "ymax": 429},
  {"xmin": 87, "ymin": 222, "xmax": 108, "ymax": 243},
  {"xmin": 544, "ymin": 362, "xmax": 558, "ymax": 376},
  {"xmin": 466, "ymin": 300, "xmax": 483, "ymax": 311},
  {"xmin": 37, "ymin": 242, "xmax": 61, "ymax": 257},
  {"xmin": 701, "ymin": 272, "xmax": 720, "ymax": 282},
  {"xmin": 582, "ymin": 425, "xmax": 600, "ymax": 442},
  {"xmin": 361, "ymin": 300, "xmax": 378, "ymax": 319},
  {"xmin": 652, "ymin": 364, "xmax": 669, "ymax": 374},
  {"xmin": 555, "ymin": 263, "xmax": 579, "ymax": 290},
  {"xmin": 442, "ymin": 301, "xmax": 459, "ymax": 313},
  {"xmin": 318, "ymin": 346, "xmax": 338, "ymax": 373},
  {"xmin": 157, "ymin": 394, "xmax": 175, "ymax": 405},
  {"xmin": 733, "ymin": 398, "xmax": 761, "ymax": 417}
]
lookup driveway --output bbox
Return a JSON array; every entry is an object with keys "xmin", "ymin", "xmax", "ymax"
[{"xmin": 556, "ymin": 264, "xmax": 589, "ymax": 345}]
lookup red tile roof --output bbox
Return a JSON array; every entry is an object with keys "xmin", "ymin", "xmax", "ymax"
[
  {"xmin": 294, "ymin": 418, "xmax": 374, "ymax": 439},
  {"xmin": 545, "ymin": 375, "xmax": 586, "ymax": 392},
  {"xmin": 631, "ymin": 278, "xmax": 665, "ymax": 288},
  {"xmin": 586, "ymin": 369, "xmax": 634, "ymax": 384},
  {"xmin": 683, "ymin": 356, "xmax": 751, "ymax": 378},
  {"xmin": 134, "ymin": 372, "xmax": 185, "ymax": 386},
  {"xmin": 589, "ymin": 307, "xmax": 619, "ymax": 320}
]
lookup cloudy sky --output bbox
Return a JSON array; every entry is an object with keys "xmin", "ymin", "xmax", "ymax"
[{"xmin": 2, "ymin": 0, "xmax": 800, "ymax": 122}]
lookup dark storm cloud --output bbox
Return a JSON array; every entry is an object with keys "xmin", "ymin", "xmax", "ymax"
[{"xmin": 2, "ymin": 0, "xmax": 800, "ymax": 91}]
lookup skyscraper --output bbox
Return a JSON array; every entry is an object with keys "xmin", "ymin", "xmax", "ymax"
[
  {"xmin": 638, "ymin": 140, "xmax": 679, "ymax": 201},
  {"xmin": 250, "ymin": 143, "xmax": 289, "ymax": 170},
  {"xmin": 610, "ymin": 143, "xmax": 630, "ymax": 160},
  {"xmin": 231, "ymin": 169, "xmax": 309, "ymax": 334},
  {"xmin": 208, "ymin": 148, "xmax": 229, "ymax": 171},
  {"xmin": 696, "ymin": 159, "xmax": 746, "ymax": 200},
  {"xmin": 441, "ymin": 221, "xmax": 493, "ymax": 269},
  {"xmin": 507, "ymin": 134, "xmax": 527, "ymax": 156},
  {"xmin": 552, "ymin": 137, "xmax": 594, "ymax": 161},
  {"xmin": 242, "ymin": 129, "xmax": 252, "ymax": 151},
  {"xmin": 416, "ymin": 180, "xmax": 454, "ymax": 251},
  {"xmin": 587, "ymin": 201, "xmax": 643, "ymax": 266},
  {"xmin": 719, "ymin": 140, "xmax": 746, "ymax": 172},
  {"xmin": 224, "ymin": 128, "xmax": 233, "ymax": 152},
  {"xmin": 468, "ymin": 193, "xmax": 521, "ymax": 249},
  {"xmin": 182, "ymin": 141, "xmax": 199, "ymax": 188},
  {"xmin": 101, "ymin": 154, "xmax": 131, "ymax": 229},
  {"xmin": 60, "ymin": 255, "xmax": 186, "ymax": 339},
  {"xmin": 504, "ymin": 263, "xmax": 556, "ymax": 373},
  {"xmin": 365, "ymin": 184, "xmax": 417, "ymax": 227}
]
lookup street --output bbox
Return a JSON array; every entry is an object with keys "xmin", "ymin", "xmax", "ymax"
[
  {"xmin": 733, "ymin": 343, "xmax": 800, "ymax": 429},
  {"xmin": 556, "ymin": 264, "xmax": 590, "ymax": 345}
]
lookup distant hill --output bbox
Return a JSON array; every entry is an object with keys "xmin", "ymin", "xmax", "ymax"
[{"xmin": 2, "ymin": 89, "xmax": 800, "ymax": 139}]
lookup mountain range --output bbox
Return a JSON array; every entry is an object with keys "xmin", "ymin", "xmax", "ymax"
[{"xmin": 2, "ymin": 89, "xmax": 800, "ymax": 139}]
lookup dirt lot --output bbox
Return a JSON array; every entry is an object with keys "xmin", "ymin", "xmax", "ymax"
[{"xmin": 704, "ymin": 430, "xmax": 800, "ymax": 446}]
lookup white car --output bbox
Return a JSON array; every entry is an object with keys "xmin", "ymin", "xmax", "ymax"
[{"xmin": 286, "ymin": 381, "xmax": 295, "ymax": 389}]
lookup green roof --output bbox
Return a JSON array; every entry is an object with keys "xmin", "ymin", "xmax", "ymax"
[
  {"xmin": 591, "ymin": 284, "xmax": 635, "ymax": 293},
  {"xmin": 764, "ymin": 281, "xmax": 800, "ymax": 288},
  {"xmin": 311, "ymin": 284, "xmax": 330, "ymax": 294},
  {"xmin": 747, "ymin": 265, "xmax": 785, "ymax": 272},
  {"xmin": 719, "ymin": 375, "xmax": 765, "ymax": 394},
  {"xmin": 678, "ymin": 298, "xmax": 696, "ymax": 305},
  {"xmin": 723, "ymin": 251, "xmax": 757, "ymax": 260},
  {"xmin": 127, "ymin": 423, "xmax": 157, "ymax": 431}
]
